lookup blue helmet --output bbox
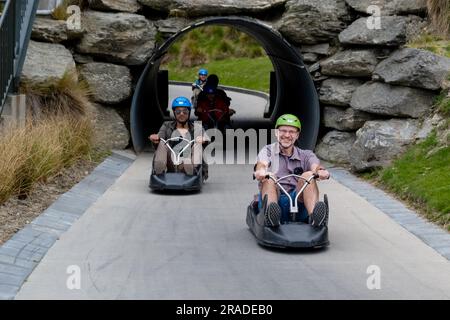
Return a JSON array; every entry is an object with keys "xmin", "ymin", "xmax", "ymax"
[
  {"xmin": 171, "ymin": 96, "xmax": 192, "ymax": 110},
  {"xmin": 198, "ymin": 68, "xmax": 208, "ymax": 76}
]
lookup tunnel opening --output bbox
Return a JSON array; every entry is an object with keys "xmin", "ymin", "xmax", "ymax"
[{"xmin": 131, "ymin": 16, "xmax": 320, "ymax": 153}]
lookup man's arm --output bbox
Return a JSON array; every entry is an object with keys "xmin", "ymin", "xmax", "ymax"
[
  {"xmin": 254, "ymin": 161, "xmax": 270, "ymax": 181},
  {"xmin": 149, "ymin": 122, "xmax": 168, "ymax": 144},
  {"xmin": 254, "ymin": 145, "xmax": 274, "ymax": 181}
]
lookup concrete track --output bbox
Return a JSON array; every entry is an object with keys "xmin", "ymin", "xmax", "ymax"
[{"xmin": 16, "ymin": 155, "xmax": 450, "ymax": 299}]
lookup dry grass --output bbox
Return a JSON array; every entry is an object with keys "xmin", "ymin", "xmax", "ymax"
[
  {"xmin": 21, "ymin": 71, "xmax": 92, "ymax": 119},
  {"xmin": 51, "ymin": 0, "xmax": 71, "ymax": 20},
  {"xmin": 0, "ymin": 69, "xmax": 95, "ymax": 204},
  {"xmin": 408, "ymin": 33, "xmax": 450, "ymax": 57},
  {"xmin": 51, "ymin": 0, "xmax": 87, "ymax": 20},
  {"xmin": 0, "ymin": 117, "xmax": 93, "ymax": 204},
  {"xmin": 427, "ymin": 0, "xmax": 450, "ymax": 37}
]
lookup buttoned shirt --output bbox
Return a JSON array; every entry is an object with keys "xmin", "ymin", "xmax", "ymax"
[{"xmin": 256, "ymin": 142, "xmax": 320, "ymax": 192}]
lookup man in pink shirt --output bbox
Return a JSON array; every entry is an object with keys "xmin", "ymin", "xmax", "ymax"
[{"xmin": 254, "ymin": 114, "xmax": 330, "ymax": 228}]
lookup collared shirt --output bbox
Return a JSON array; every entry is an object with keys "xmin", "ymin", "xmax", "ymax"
[{"xmin": 256, "ymin": 142, "xmax": 320, "ymax": 192}]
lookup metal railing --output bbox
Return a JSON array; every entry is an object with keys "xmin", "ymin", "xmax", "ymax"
[{"xmin": 0, "ymin": 0, "xmax": 38, "ymax": 116}]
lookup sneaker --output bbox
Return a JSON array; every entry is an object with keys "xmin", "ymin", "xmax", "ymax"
[
  {"xmin": 265, "ymin": 202, "xmax": 281, "ymax": 227},
  {"xmin": 311, "ymin": 201, "xmax": 329, "ymax": 228}
]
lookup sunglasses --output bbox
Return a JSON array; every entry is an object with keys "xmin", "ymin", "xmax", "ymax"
[{"xmin": 174, "ymin": 110, "xmax": 189, "ymax": 115}]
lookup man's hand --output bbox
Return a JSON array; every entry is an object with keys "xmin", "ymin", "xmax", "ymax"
[
  {"xmin": 195, "ymin": 136, "xmax": 205, "ymax": 144},
  {"xmin": 317, "ymin": 169, "xmax": 330, "ymax": 180},
  {"xmin": 149, "ymin": 134, "xmax": 160, "ymax": 144},
  {"xmin": 254, "ymin": 168, "xmax": 272, "ymax": 181}
]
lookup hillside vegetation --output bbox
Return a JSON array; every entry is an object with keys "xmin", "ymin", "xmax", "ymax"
[
  {"xmin": 160, "ymin": 25, "xmax": 273, "ymax": 92},
  {"xmin": 369, "ymin": 41, "xmax": 450, "ymax": 230}
]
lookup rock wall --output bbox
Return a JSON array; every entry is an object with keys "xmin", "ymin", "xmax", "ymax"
[{"xmin": 25, "ymin": 0, "xmax": 450, "ymax": 170}]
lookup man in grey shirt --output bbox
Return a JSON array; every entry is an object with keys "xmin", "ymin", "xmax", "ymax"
[{"xmin": 254, "ymin": 114, "xmax": 330, "ymax": 228}]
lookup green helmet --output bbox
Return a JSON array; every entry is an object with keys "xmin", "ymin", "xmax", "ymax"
[{"xmin": 275, "ymin": 114, "xmax": 301, "ymax": 130}]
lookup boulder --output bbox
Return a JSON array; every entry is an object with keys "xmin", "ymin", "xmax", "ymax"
[
  {"xmin": 319, "ymin": 78, "xmax": 364, "ymax": 106},
  {"xmin": 138, "ymin": 0, "xmax": 286, "ymax": 16},
  {"xmin": 154, "ymin": 17, "xmax": 190, "ymax": 39},
  {"xmin": 73, "ymin": 53, "xmax": 95, "ymax": 64},
  {"xmin": 31, "ymin": 17, "xmax": 84, "ymax": 43},
  {"xmin": 344, "ymin": 0, "xmax": 427, "ymax": 15},
  {"xmin": 308, "ymin": 62, "xmax": 321, "ymax": 74},
  {"xmin": 373, "ymin": 48, "xmax": 450, "ymax": 91},
  {"xmin": 21, "ymin": 40, "xmax": 77, "ymax": 86},
  {"xmin": 89, "ymin": 103, "xmax": 130, "ymax": 150},
  {"xmin": 351, "ymin": 82, "xmax": 435, "ymax": 118},
  {"xmin": 301, "ymin": 43, "xmax": 332, "ymax": 56},
  {"xmin": 404, "ymin": 15, "xmax": 428, "ymax": 42},
  {"xmin": 315, "ymin": 131, "xmax": 356, "ymax": 164},
  {"xmin": 78, "ymin": 62, "xmax": 132, "ymax": 104},
  {"xmin": 339, "ymin": 16, "xmax": 407, "ymax": 46},
  {"xmin": 321, "ymin": 50, "xmax": 378, "ymax": 77},
  {"xmin": 277, "ymin": 0, "xmax": 351, "ymax": 44},
  {"xmin": 76, "ymin": 11, "xmax": 156, "ymax": 65},
  {"xmin": 302, "ymin": 53, "xmax": 319, "ymax": 63},
  {"xmin": 416, "ymin": 113, "xmax": 445, "ymax": 140},
  {"xmin": 350, "ymin": 119, "xmax": 420, "ymax": 171},
  {"xmin": 323, "ymin": 106, "xmax": 374, "ymax": 131},
  {"xmin": 88, "ymin": 0, "xmax": 142, "ymax": 13}
]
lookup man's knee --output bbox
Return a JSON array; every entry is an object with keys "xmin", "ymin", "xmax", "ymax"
[{"xmin": 261, "ymin": 179, "xmax": 277, "ymax": 188}]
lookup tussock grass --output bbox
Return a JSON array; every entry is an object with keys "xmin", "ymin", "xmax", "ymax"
[
  {"xmin": 0, "ymin": 69, "xmax": 94, "ymax": 204},
  {"xmin": 51, "ymin": 0, "xmax": 71, "ymax": 20},
  {"xmin": 162, "ymin": 25, "xmax": 266, "ymax": 68},
  {"xmin": 427, "ymin": 0, "xmax": 450, "ymax": 36},
  {"xmin": 51, "ymin": 0, "xmax": 87, "ymax": 20},
  {"xmin": 179, "ymin": 38, "xmax": 207, "ymax": 68},
  {"xmin": 21, "ymin": 71, "xmax": 91, "ymax": 119},
  {"xmin": 0, "ymin": 117, "xmax": 93, "ymax": 203},
  {"xmin": 408, "ymin": 33, "xmax": 450, "ymax": 57}
]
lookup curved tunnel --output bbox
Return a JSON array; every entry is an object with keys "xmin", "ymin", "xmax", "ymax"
[{"xmin": 131, "ymin": 16, "xmax": 320, "ymax": 152}]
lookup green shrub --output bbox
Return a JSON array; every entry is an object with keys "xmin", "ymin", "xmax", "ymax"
[{"xmin": 377, "ymin": 132, "xmax": 450, "ymax": 230}]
